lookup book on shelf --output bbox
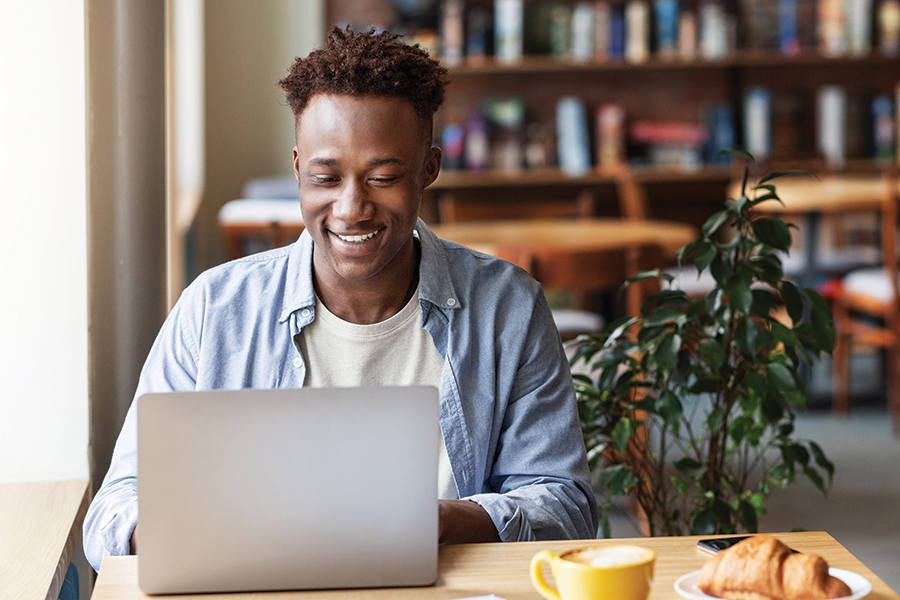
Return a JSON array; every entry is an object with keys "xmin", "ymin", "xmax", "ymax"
[
  {"xmin": 847, "ymin": 0, "xmax": 874, "ymax": 55},
  {"xmin": 872, "ymin": 94, "xmax": 895, "ymax": 162},
  {"xmin": 679, "ymin": 4, "xmax": 698, "ymax": 59},
  {"xmin": 654, "ymin": 0, "xmax": 680, "ymax": 58},
  {"xmin": 440, "ymin": 0, "xmax": 464, "ymax": 66},
  {"xmin": 610, "ymin": 2, "xmax": 627, "ymax": 58},
  {"xmin": 549, "ymin": 4, "xmax": 573, "ymax": 57},
  {"xmin": 464, "ymin": 108, "xmax": 491, "ymax": 170},
  {"xmin": 744, "ymin": 87, "xmax": 772, "ymax": 160},
  {"xmin": 626, "ymin": 0, "xmax": 651, "ymax": 62},
  {"xmin": 779, "ymin": 0, "xmax": 801, "ymax": 55},
  {"xmin": 699, "ymin": 0, "xmax": 729, "ymax": 58},
  {"xmin": 629, "ymin": 119, "xmax": 707, "ymax": 169},
  {"xmin": 878, "ymin": 0, "xmax": 900, "ymax": 56},
  {"xmin": 817, "ymin": 85, "xmax": 847, "ymax": 168},
  {"xmin": 596, "ymin": 103, "xmax": 627, "ymax": 170},
  {"xmin": 495, "ymin": 0, "xmax": 524, "ymax": 62},
  {"xmin": 818, "ymin": 0, "xmax": 847, "ymax": 55},
  {"xmin": 556, "ymin": 97, "xmax": 592, "ymax": 176},
  {"xmin": 594, "ymin": 0, "xmax": 612, "ymax": 60},
  {"xmin": 704, "ymin": 103, "xmax": 735, "ymax": 163},
  {"xmin": 572, "ymin": 2, "xmax": 596, "ymax": 60},
  {"xmin": 769, "ymin": 89, "xmax": 809, "ymax": 158},
  {"xmin": 441, "ymin": 123, "xmax": 465, "ymax": 170},
  {"xmin": 741, "ymin": 0, "xmax": 781, "ymax": 50},
  {"xmin": 465, "ymin": 5, "xmax": 492, "ymax": 65},
  {"xmin": 484, "ymin": 96, "xmax": 526, "ymax": 171}
]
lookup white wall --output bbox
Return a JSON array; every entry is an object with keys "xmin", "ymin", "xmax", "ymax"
[{"xmin": 0, "ymin": 2, "xmax": 89, "ymax": 482}]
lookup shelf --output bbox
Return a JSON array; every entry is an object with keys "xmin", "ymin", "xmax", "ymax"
[
  {"xmin": 446, "ymin": 51, "xmax": 900, "ymax": 76},
  {"xmin": 430, "ymin": 166, "xmax": 735, "ymax": 190}
]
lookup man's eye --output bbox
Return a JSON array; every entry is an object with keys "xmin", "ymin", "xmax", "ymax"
[
  {"xmin": 370, "ymin": 175, "xmax": 400, "ymax": 184},
  {"xmin": 309, "ymin": 174, "xmax": 338, "ymax": 184}
]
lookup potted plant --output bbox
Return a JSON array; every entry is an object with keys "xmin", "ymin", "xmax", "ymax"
[{"xmin": 569, "ymin": 157, "xmax": 837, "ymax": 537}]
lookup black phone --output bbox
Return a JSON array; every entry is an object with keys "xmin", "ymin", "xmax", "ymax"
[
  {"xmin": 697, "ymin": 535, "xmax": 798, "ymax": 555},
  {"xmin": 696, "ymin": 535, "xmax": 752, "ymax": 555}
]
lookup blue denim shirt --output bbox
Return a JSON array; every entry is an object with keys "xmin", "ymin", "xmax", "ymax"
[{"xmin": 83, "ymin": 219, "xmax": 599, "ymax": 571}]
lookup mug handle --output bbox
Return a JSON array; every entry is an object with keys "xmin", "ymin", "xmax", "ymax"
[{"xmin": 530, "ymin": 550, "xmax": 561, "ymax": 600}]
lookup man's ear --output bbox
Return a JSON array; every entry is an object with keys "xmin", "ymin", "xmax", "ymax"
[
  {"xmin": 292, "ymin": 146, "xmax": 301, "ymax": 181},
  {"xmin": 422, "ymin": 146, "xmax": 442, "ymax": 189}
]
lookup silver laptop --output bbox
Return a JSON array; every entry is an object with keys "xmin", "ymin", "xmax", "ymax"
[{"xmin": 137, "ymin": 386, "xmax": 439, "ymax": 595}]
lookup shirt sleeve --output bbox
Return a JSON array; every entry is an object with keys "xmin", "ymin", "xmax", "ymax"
[
  {"xmin": 465, "ymin": 290, "xmax": 599, "ymax": 541},
  {"xmin": 82, "ymin": 295, "xmax": 199, "ymax": 572}
]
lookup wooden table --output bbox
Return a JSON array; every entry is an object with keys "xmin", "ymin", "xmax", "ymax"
[
  {"xmin": 728, "ymin": 174, "xmax": 900, "ymax": 287},
  {"xmin": 430, "ymin": 218, "xmax": 697, "ymax": 260},
  {"xmin": 90, "ymin": 531, "xmax": 898, "ymax": 600},
  {"xmin": 0, "ymin": 480, "xmax": 90, "ymax": 600}
]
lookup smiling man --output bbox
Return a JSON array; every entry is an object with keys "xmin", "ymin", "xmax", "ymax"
[{"xmin": 82, "ymin": 26, "xmax": 598, "ymax": 572}]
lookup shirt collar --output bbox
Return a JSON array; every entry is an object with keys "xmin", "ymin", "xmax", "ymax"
[{"xmin": 278, "ymin": 219, "xmax": 462, "ymax": 324}]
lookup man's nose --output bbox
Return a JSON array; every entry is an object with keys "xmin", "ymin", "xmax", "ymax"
[{"xmin": 332, "ymin": 178, "xmax": 373, "ymax": 221}]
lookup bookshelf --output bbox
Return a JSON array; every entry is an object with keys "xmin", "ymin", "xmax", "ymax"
[{"xmin": 327, "ymin": 0, "xmax": 900, "ymax": 227}]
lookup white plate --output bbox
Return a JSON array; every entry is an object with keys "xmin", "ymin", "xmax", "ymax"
[{"xmin": 674, "ymin": 568, "xmax": 872, "ymax": 600}]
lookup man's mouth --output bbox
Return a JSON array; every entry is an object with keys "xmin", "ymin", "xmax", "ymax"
[{"xmin": 335, "ymin": 229, "xmax": 380, "ymax": 243}]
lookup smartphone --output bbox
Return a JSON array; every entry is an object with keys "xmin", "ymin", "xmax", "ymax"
[
  {"xmin": 697, "ymin": 535, "xmax": 798, "ymax": 555},
  {"xmin": 696, "ymin": 535, "xmax": 752, "ymax": 555}
]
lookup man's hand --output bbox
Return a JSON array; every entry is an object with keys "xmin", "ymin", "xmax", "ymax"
[
  {"xmin": 438, "ymin": 499, "xmax": 500, "ymax": 544},
  {"xmin": 130, "ymin": 524, "xmax": 138, "ymax": 554}
]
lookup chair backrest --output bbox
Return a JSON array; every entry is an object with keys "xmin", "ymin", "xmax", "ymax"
[
  {"xmin": 495, "ymin": 243, "xmax": 663, "ymax": 317},
  {"xmin": 881, "ymin": 168, "xmax": 900, "ymax": 309},
  {"xmin": 438, "ymin": 189, "xmax": 597, "ymax": 223},
  {"xmin": 613, "ymin": 168, "xmax": 651, "ymax": 221}
]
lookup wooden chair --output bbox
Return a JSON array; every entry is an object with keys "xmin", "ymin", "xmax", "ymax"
[
  {"xmin": 218, "ymin": 198, "xmax": 305, "ymax": 260},
  {"xmin": 832, "ymin": 169, "xmax": 900, "ymax": 432}
]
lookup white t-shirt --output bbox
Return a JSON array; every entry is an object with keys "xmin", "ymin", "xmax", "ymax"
[{"xmin": 297, "ymin": 287, "xmax": 458, "ymax": 499}]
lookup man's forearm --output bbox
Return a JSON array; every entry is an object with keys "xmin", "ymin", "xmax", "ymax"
[{"xmin": 438, "ymin": 499, "xmax": 501, "ymax": 544}]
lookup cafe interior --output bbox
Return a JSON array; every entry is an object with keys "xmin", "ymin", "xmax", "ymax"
[{"xmin": 3, "ymin": 1, "xmax": 900, "ymax": 600}]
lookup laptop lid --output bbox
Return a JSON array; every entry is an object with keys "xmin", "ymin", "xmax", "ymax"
[{"xmin": 136, "ymin": 386, "xmax": 439, "ymax": 594}]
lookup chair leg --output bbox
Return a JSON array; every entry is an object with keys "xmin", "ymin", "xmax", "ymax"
[
  {"xmin": 832, "ymin": 304, "xmax": 851, "ymax": 414},
  {"xmin": 886, "ymin": 345, "xmax": 900, "ymax": 434}
]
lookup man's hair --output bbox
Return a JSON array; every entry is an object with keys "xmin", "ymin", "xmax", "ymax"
[{"xmin": 279, "ymin": 26, "xmax": 449, "ymax": 136}]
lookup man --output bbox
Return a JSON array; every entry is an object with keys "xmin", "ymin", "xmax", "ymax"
[{"xmin": 83, "ymin": 26, "xmax": 598, "ymax": 572}]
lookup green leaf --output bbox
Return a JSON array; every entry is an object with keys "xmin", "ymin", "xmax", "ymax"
[
  {"xmin": 726, "ymin": 278, "xmax": 753, "ymax": 314},
  {"xmin": 672, "ymin": 476, "xmax": 690, "ymax": 493},
  {"xmin": 702, "ymin": 210, "xmax": 731, "ymax": 237},
  {"xmin": 603, "ymin": 317, "xmax": 639, "ymax": 347},
  {"xmin": 757, "ymin": 170, "xmax": 814, "ymax": 185},
  {"xmin": 643, "ymin": 307, "xmax": 684, "ymax": 328},
  {"xmin": 781, "ymin": 281, "xmax": 804, "ymax": 324},
  {"xmin": 706, "ymin": 406, "xmax": 726, "ymax": 431},
  {"xmin": 771, "ymin": 320, "xmax": 798, "ymax": 346},
  {"xmin": 691, "ymin": 508, "xmax": 718, "ymax": 535},
  {"xmin": 717, "ymin": 148, "xmax": 755, "ymax": 162},
  {"xmin": 653, "ymin": 331, "xmax": 682, "ymax": 372},
  {"xmin": 710, "ymin": 252, "xmax": 733, "ymax": 286},
  {"xmin": 739, "ymin": 499, "xmax": 759, "ymax": 532},
  {"xmin": 698, "ymin": 338, "xmax": 726, "ymax": 371},
  {"xmin": 694, "ymin": 243, "xmax": 718, "ymax": 273},
  {"xmin": 736, "ymin": 317, "xmax": 759, "ymax": 359},
  {"xmin": 658, "ymin": 389, "xmax": 684, "ymax": 433},
  {"xmin": 675, "ymin": 457, "xmax": 703, "ymax": 474},
  {"xmin": 808, "ymin": 441, "xmax": 835, "ymax": 484},
  {"xmin": 805, "ymin": 288, "xmax": 836, "ymax": 353},
  {"xmin": 752, "ymin": 218, "xmax": 793, "ymax": 252},
  {"xmin": 677, "ymin": 238, "xmax": 704, "ymax": 265},
  {"xmin": 767, "ymin": 363, "xmax": 799, "ymax": 393},
  {"xmin": 611, "ymin": 418, "xmax": 637, "ymax": 455}
]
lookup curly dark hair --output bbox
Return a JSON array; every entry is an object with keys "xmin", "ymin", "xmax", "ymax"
[{"xmin": 279, "ymin": 26, "xmax": 449, "ymax": 141}]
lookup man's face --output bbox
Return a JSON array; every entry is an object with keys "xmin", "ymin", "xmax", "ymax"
[{"xmin": 293, "ymin": 94, "xmax": 441, "ymax": 288}]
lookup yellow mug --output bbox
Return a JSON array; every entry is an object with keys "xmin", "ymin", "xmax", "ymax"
[{"xmin": 530, "ymin": 545, "xmax": 656, "ymax": 600}]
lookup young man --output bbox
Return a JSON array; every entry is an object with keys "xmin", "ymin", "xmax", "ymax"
[{"xmin": 82, "ymin": 26, "xmax": 598, "ymax": 572}]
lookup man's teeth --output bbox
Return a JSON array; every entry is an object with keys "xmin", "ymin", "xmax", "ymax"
[{"xmin": 337, "ymin": 231, "xmax": 378, "ymax": 243}]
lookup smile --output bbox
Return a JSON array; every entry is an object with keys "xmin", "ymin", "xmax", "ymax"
[{"xmin": 335, "ymin": 230, "xmax": 380, "ymax": 243}]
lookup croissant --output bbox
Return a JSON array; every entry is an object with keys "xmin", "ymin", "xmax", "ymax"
[{"xmin": 698, "ymin": 535, "xmax": 851, "ymax": 600}]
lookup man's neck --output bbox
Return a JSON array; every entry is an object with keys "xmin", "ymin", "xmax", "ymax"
[{"xmin": 313, "ymin": 240, "xmax": 420, "ymax": 325}]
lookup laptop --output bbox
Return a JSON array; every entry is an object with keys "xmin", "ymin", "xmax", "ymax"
[{"xmin": 136, "ymin": 386, "xmax": 439, "ymax": 595}]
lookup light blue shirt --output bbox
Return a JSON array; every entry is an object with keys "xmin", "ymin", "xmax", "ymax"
[{"xmin": 83, "ymin": 219, "xmax": 599, "ymax": 572}]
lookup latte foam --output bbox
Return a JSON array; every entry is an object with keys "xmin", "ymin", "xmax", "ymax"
[{"xmin": 564, "ymin": 545, "xmax": 655, "ymax": 568}]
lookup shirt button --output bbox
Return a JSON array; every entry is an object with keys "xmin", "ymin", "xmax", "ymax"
[
  {"xmin": 293, "ymin": 357, "xmax": 303, "ymax": 368},
  {"xmin": 300, "ymin": 308, "xmax": 311, "ymax": 317},
  {"xmin": 446, "ymin": 298, "xmax": 457, "ymax": 307}
]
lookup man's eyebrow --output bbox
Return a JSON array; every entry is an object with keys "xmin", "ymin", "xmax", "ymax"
[
  {"xmin": 308, "ymin": 157, "xmax": 337, "ymax": 167},
  {"xmin": 369, "ymin": 157, "xmax": 403, "ymax": 167}
]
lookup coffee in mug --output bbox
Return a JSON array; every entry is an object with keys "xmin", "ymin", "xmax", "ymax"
[{"xmin": 530, "ymin": 544, "xmax": 656, "ymax": 600}]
